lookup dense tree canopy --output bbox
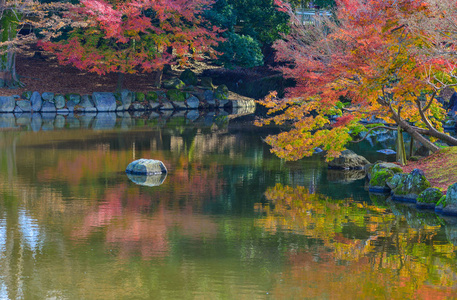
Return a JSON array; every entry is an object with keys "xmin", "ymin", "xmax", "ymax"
[
  {"xmin": 39, "ymin": 0, "xmax": 222, "ymax": 85},
  {"xmin": 205, "ymin": 0, "xmax": 290, "ymax": 67},
  {"xmin": 257, "ymin": 0, "xmax": 457, "ymax": 160}
]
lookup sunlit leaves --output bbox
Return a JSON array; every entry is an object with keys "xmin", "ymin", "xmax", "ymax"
[{"xmin": 256, "ymin": 0, "xmax": 457, "ymax": 160}]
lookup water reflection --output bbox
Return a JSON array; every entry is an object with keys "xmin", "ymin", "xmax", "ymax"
[
  {"xmin": 126, "ymin": 173, "xmax": 167, "ymax": 187},
  {"xmin": 257, "ymin": 184, "xmax": 457, "ymax": 298},
  {"xmin": 1, "ymin": 109, "xmax": 245, "ymax": 133},
  {"xmin": 2, "ymin": 116, "xmax": 456, "ymax": 298}
]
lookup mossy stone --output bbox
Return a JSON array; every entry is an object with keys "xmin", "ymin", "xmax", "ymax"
[
  {"xmin": 215, "ymin": 84, "xmax": 229, "ymax": 100},
  {"xmin": 371, "ymin": 163, "xmax": 403, "ymax": 178},
  {"xmin": 135, "ymin": 92, "xmax": 145, "ymax": 102},
  {"xmin": 417, "ymin": 188, "xmax": 443, "ymax": 209},
  {"xmin": 369, "ymin": 168, "xmax": 395, "ymax": 187},
  {"xmin": 386, "ymin": 173, "xmax": 407, "ymax": 190},
  {"xmin": 21, "ymin": 91, "xmax": 32, "ymax": 100},
  {"xmin": 391, "ymin": 169, "xmax": 431, "ymax": 200},
  {"xmin": 166, "ymin": 89, "xmax": 186, "ymax": 102},
  {"xmin": 146, "ymin": 91, "xmax": 159, "ymax": 102},
  {"xmin": 417, "ymin": 188, "xmax": 443, "ymax": 204},
  {"xmin": 163, "ymin": 78, "xmax": 185, "ymax": 90}
]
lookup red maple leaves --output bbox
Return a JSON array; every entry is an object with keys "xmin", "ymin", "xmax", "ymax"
[{"xmin": 39, "ymin": 0, "xmax": 223, "ymax": 75}]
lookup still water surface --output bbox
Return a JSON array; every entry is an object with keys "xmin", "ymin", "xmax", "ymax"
[{"xmin": 1, "ymin": 113, "xmax": 457, "ymax": 299}]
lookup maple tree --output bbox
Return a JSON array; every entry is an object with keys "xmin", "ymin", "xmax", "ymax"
[
  {"xmin": 39, "ymin": 0, "xmax": 222, "ymax": 88},
  {"xmin": 257, "ymin": 0, "xmax": 457, "ymax": 160},
  {"xmin": 0, "ymin": 0, "xmax": 64, "ymax": 87}
]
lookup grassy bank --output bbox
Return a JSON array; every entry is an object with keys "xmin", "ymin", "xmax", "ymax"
[{"xmin": 402, "ymin": 147, "xmax": 457, "ymax": 193}]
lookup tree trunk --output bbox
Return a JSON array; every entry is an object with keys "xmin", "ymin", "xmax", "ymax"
[
  {"xmin": 116, "ymin": 72, "xmax": 125, "ymax": 92},
  {"xmin": 151, "ymin": 68, "xmax": 163, "ymax": 88},
  {"xmin": 0, "ymin": 9, "xmax": 23, "ymax": 88},
  {"xmin": 391, "ymin": 113, "xmax": 440, "ymax": 153}
]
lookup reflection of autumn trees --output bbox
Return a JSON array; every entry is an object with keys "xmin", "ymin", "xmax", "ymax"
[
  {"xmin": 257, "ymin": 184, "xmax": 457, "ymax": 299},
  {"xmin": 71, "ymin": 184, "xmax": 218, "ymax": 259}
]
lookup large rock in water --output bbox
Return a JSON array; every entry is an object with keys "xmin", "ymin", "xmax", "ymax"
[
  {"xmin": 368, "ymin": 162, "xmax": 404, "ymax": 193},
  {"xmin": 328, "ymin": 150, "xmax": 370, "ymax": 170},
  {"xmin": 126, "ymin": 159, "xmax": 167, "ymax": 175}
]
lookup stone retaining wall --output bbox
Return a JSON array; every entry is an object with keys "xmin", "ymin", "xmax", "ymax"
[{"xmin": 0, "ymin": 89, "xmax": 256, "ymax": 114}]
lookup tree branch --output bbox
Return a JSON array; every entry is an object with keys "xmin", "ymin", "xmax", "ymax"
[{"xmin": 351, "ymin": 126, "xmax": 397, "ymax": 143}]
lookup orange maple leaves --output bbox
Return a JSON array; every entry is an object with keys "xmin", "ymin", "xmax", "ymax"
[{"xmin": 257, "ymin": 0, "xmax": 453, "ymax": 160}]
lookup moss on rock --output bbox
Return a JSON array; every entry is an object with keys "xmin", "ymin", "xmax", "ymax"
[
  {"xmin": 417, "ymin": 188, "xmax": 443, "ymax": 204},
  {"xmin": 167, "ymin": 89, "xmax": 186, "ymax": 102},
  {"xmin": 391, "ymin": 169, "xmax": 430, "ymax": 201},
  {"xmin": 146, "ymin": 91, "xmax": 159, "ymax": 102},
  {"xmin": 135, "ymin": 92, "xmax": 145, "ymax": 102},
  {"xmin": 369, "ymin": 168, "xmax": 394, "ymax": 187}
]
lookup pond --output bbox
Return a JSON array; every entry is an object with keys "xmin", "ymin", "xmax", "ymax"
[{"xmin": 0, "ymin": 112, "xmax": 457, "ymax": 299}]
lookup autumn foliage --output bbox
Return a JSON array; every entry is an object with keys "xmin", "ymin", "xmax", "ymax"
[
  {"xmin": 39, "ymin": 0, "xmax": 222, "ymax": 76},
  {"xmin": 257, "ymin": 0, "xmax": 457, "ymax": 160}
]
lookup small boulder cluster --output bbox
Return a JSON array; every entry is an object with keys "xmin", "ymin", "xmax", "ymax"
[
  {"xmin": 367, "ymin": 162, "xmax": 457, "ymax": 215},
  {"xmin": 0, "ymin": 71, "xmax": 255, "ymax": 114}
]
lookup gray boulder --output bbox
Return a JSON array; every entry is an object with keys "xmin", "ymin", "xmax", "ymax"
[
  {"xmin": 16, "ymin": 100, "xmax": 31, "ymax": 112},
  {"xmin": 328, "ymin": 150, "xmax": 370, "ymax": 170},
  {"xmin": 14, "ymin": 106, "xmax": 22, "ymax": 114},
  {"xmin": 390, "ymin": 169, "xmax": 431, "ymax": 202},
  {"xmin": 130, "ymin": 102, "xmax": 144, "ymax": 111},
  {"xmin": 21, "ymin": 91, "xmax": 32, "ymax": 100},
  {"xmin": 41, "ymin": 92, "xmax": 54, "ymax": 102},
  {"xmin": 41, "ymin": 101, "xmax": 56, "ymax": 113},
  {"xmin": 54, "ymin": 94, "xmax": 66, "ymax": 109},
  {"xmin": 186, "ymin": 96, "xmax": 200, "ymax": 109},
  {"xmin": 93, "ymin": 92, "xmax": 116, "ymax": 112},
  {"xmin": 161, "ymin": 101, "xmax": 174, "ymax": 110},
  {"xmin": 0, "ymin": 96, "xmax": 15, "ymax": 112},
  {"xmin": 76, "ymin": 95, "xmax": 97, "ymax": 113},
  {"xmin": 31, "ymin": 91, "xmax": 42, "ymax": 111},
  {"xmin": 126, "ymin": 159, "xmax": 167, "ymax": 175},
  {"xmin": 204, "ymin": 90, "xmax": 216, "ymax": 106},
  {"xmin": 66, "ymin": 94, "xmax": 81, "ymax": 111},
  {"xmin": 119, "ymin": 89, "xmax": 134, "ymax": 110}
]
